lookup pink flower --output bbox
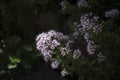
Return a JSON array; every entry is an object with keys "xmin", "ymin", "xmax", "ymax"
[
  {"xmin": 51, "ymin": 60, "xmax": 60, "ymax": 69},
  {"xmin": 61, "ymin": 68, "xmax": 68, "ymax": 76}
]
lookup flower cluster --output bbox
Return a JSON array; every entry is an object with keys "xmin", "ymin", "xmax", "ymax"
[
  {"xmin": 36, "ymin": 0, "xmax": 110, "ymax": 77},
  {"xmin": 36, "ymin": 12, "xmax": 104, "ymax": 77},
  {"xmin": 73, "ymin": 13, "xmax": 102, "ymax": 37},
  {"xmin": 73, "ymin": 49, "xmax": 82, "ymax": 59},
  {"xmin": 77, "ymin": 0, "xmax": 89, "ymax": 8},
  {"xmin": 36, "ymin": 30, "xmax": 68, "ymax": 61},
  {"xmin": 73, "ymin": 13, "xmax": 102, "ymax": 55},
  {"xmin": 80, "ymin": 13, "xmax": 102, "ymax": 34},
  {"xmin": 60, "ymin": 47, "xmax": 71, "ymax": 56},
  {"xmin": 60, "ymin": 0, "xmax": 69, "ymax": 10},
  {"xmin": 105, "ymin": 9, "xmax": 120, "ymax": 18},
  {"xmin": 87, "ymin": 40, "xmax": 96, "ymax": 55},
  {"xmin": 36, "ymin": 30, "xmax": 73, "ymax": 76},
  {"xmin": 60, "ymin": 40, "xmax": 73, "ymax": 56},
  {"xmin": 97, "ymin": 52, "xmax": 105, "ymax": 62}
]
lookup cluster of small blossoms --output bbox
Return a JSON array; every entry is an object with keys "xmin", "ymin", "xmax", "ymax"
[
  {"xmin": 36, "ymin": 30, "xmax": 69, "ymax": 61},
  {"xmin": 97, "ymin": 52, "xmax": 105, "ymax": 62},
  {"xmin": 73, "ymin": 49, "xmax": 82, "ymax": 59},
  {"xmin": 60, "ymin": 0, "xmax": 69, "ymax": 10},
  {"xmin": 80, "ymin": 13, "xmax": 102, "ymax": 34},
  {"xmin": 73, "ymin": 13, "xmax": 102, "ymax": 36},
  {"xmin": 77, "ymin": 0, "xmax": 89, "ymax": 8},
  {"xmin": 60, "ymin": 40, "xmax": 73, "ymax": 56},
  {"xmin": 87, "ymin": 40, "xmax": 96, "ymax": 55},
  {"xmin": 105, "ymin": 9, "xmax": 120, "ymax": 18},
  {"xmin": 73, "ymin": 13, "xmax": 102, "ymax": 55},
  {"xmin": 60, "ymin": 47, "xmax": 71, "ymax": 56},
  {"xmin": 36, "ymin": 30, "xmax": 73, "ymax": 76}
]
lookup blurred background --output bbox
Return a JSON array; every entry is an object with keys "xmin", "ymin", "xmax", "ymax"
[{"xmin": 0, "ymin": 0, "xmax": 71, "ymax": 80}]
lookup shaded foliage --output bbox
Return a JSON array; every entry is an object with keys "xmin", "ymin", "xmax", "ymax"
[{"xmin": 0, "ymin": 0, "xmax": 65, "ymax": 79}]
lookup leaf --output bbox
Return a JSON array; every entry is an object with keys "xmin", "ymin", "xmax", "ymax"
[
  {"xmin": 22, "ymin": 61, "xmax": 31, "ymax": 69},
  {"xmin": 9, "ymin": 56, "xmax": 21, "ymax": 64},
  {"xmin": 8, "ymin": 64, "xmax": 17, "ymax": 69},
  {"xmin": 90, "ymin": 60, "xmax": 96, "ymax": 66},
  {"xmin": 0, "ymin": 49, "xmax": 3, "ymax": 54},
  {"xmin": 23, "ymin": 45, "xmax": 33, "ymax": 51},
  {"xmin": 9, "ymin": 35, "xmax": 21, "ymax": 46}
]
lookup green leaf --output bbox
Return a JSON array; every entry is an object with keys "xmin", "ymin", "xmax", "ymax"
[
  {"xmin": 9, "ymin": 56, "xmax": 21, "ymax": 64},
  {"xmin": 22, "ymin": 62, "xmax": 31, "ymax": 69},
  {"xmin": 0, "ymin": 49, "xmax": 3, "ymax": 54},
  {"xmin": 8, "ymin": 64, "xmax": 17, "ymax": 69}
]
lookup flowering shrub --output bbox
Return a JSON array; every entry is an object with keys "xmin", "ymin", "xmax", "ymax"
[
  {"xmin": 36, "ymin": 24, "xmax": 103, "ymax": 78},
  {"xmin": 36, "ymin": 0, "xmax": 120, "ymax": 80}
]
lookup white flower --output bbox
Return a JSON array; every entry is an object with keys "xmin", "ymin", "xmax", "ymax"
[
  {"xmin": 60, "ymin": 47, "xmax": 71, "ymax": 56},
  {"xmin": 93, "ymin": 16, "xmax": 99, "ymax": 21},
  {"xmin": 97, "ymin": 52, "xmax": 105, "ymax": 62},
  {"xmin": 73, "ymin": 49, "xmax": 82, "ymax": 59},
  {"xmin": 43, "ymin": 54, "xmax": 52, "ymax": 62},
  {"xmin": 73, "ymin": 30, "xmax": 79, "ymax": 38},
  {"xmin": 65, "ymin": 40, "xmax": 74, "ymax": 48},
  {"xmin": 105, "ymin": 9, "xmax": 120, "ymax": 18},
  {"xmin": 61, "ymin": 68, "xmax": 68, "ymax": 76},
  {"xmin": 92, "ymin": 24, "xmax": 102, "ymax": 33},
  {"xmin": 51, "ymin": 60, "xmax": 60, "ymax": 69},
  {"xmin": 84, "ymin": 32, "xmax": 89, "ymax": 42},
  {"xmin": 50, "ymin": 39, "xmax": 60, "ymax": 49},
  {"xmin": 48, "ymin": 30, "xmax": 57, "ymax": 37},
  {"xmin": 80, "ymin": 13, "xmax": 93, "ymax": 30},
  {"xmin": 60, "ymin": 0, "xmax": 69, "ymax": 10},
  {"xmin": 87, "ymin": 40, "xmax": 96, "ymax": 55},
  {"xmin": 77, "ymin": 0, "xmax": 89, "ymax": 8},
  {"xmin": 79, "ymin": 13, "xmax": 102, "ymax": 34}
]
